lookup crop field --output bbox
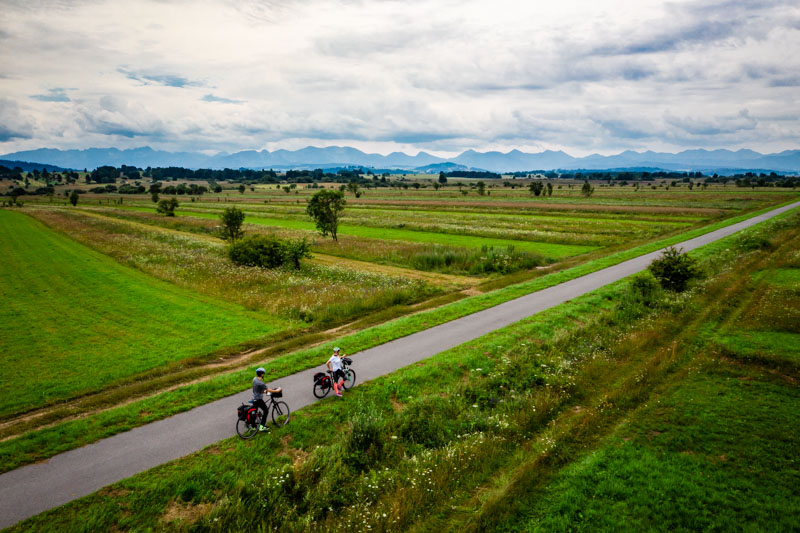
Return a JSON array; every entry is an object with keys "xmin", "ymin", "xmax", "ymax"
[
  {"xmin": 9, "ymin": 200, "xmax": 797, "ymax": 532},
  {"xmin": 0, "ymin": 209, "xmax": 290, "ymax": 418}
]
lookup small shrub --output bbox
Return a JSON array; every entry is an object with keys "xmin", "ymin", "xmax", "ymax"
[
  {"xmin": 736, "ymin": 232, "xmax": 773, "ymax": 251},
  {"xmin": 630, "ymin": 273, "xmax": 662, "ymax": 307},
  {"xmin": 648, "ymin": 247, "xmax": 698, "ymax": 292},
  {"xmin": 227, "ymin": 235, "xmax": 313, "ymax": 269},
  {"xmin": 156, "ymin": 197, "xmax": 179, "ymax": 216},
  {"xmin": 228, "ymin": 234, "xmax": 286, "ymax": 268}
]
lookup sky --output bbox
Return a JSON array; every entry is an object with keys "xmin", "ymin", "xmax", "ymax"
[{"xmin": 1, "ymin": 0, "xmax": 799, "ymax": 157}]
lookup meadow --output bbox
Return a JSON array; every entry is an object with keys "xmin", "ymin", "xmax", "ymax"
[
  {"xmin": 0, "ymin": 209, "xmax": 289, "ymax": 418},
  {"xmin": 7, "ymin": 197, "xmax": 797, "ymax": 532},
  {"xmin": 1, "ymin": 184, "xmax": 794, "ymax": 446}
]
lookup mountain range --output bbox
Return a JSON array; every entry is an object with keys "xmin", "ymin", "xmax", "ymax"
[{"xmin": 2, "ymin": 146, "xmax": 799, "ymax": 174}]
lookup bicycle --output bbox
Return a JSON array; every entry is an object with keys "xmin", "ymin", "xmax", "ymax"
[
  {"xmin": 236, "ymin": 389, "xmax": 291, "ymax": 440},
  {"xmin": 312, "ymin": 357, "xmax": 356, "ymax": 398}
]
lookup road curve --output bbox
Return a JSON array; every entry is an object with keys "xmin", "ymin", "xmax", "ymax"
[{"xmin": 1, "ymin": 200, "xmax": 797, "ymax": 529}]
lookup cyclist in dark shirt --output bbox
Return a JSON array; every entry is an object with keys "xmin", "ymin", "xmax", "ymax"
[{"xmin": 252, "ymin": 367, "xmax": 281, "ymax": 431}]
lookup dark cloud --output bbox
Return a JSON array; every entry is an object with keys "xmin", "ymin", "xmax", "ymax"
[
  {"xmin": 665, "ymin": 109, "xmax": 757, "ymax": 135},
  {"xmin": 0, "ymin": 98, "xmax": 34, "ymax": 141},
  {"xmin": 30, "ymin": 88, "xmax": 71, "ymax": 102},
  {"xmin": 769, "ymin": 77, "xmax": 800, "ymax": 87}
]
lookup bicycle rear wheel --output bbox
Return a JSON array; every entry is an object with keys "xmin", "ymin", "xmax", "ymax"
[
  {"xmin": 313, "ymin": 379, "xmax": 330, "ymax": 398},
  {"xmin": 341, "ymin": 369, "xmax": 356, "ymax": 390},
  {"xmin": 236, "ymin": 418, "xmax": 259, "ymax": 439},
  {"xmin": 271, "ymin": 401, "xmax": 291, "ymax": 427}
]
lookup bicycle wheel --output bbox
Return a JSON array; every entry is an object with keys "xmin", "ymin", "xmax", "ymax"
[
  {"xmin": 236, "ymin": 417, "xmax": 259, "ymax": 439},
  {"xmin": 313, "ymin": 379, "xmax": 330, "ymax": 398},
  {"xmin": 271, "ymin": 401, "xmax": 291, "ymax": 427},
  {"xmin": 341, "ymin": 369, "xmax": 356, "ymax": 390}
]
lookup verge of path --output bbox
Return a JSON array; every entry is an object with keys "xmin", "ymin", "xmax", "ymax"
[{"xmin": 0, "ymin": 200, "xmax": 797, "ymax": 530}]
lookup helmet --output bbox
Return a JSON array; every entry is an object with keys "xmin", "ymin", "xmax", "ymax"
[
  {"xmin": 256, "ymin": 367, "xmax": 266, "ymax": 376},
  {"xmin": 333, "ymin": 347, "xmax": 340, "ymax": 353}
]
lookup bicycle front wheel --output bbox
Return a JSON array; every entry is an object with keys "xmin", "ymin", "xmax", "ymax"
[
  {"xmin": 271, "ymin": 401, "xmax": 291, "ymax": 426},
  {"xmin": 341, "ymin": 369, "xmax": 356, "ymax": 390}
]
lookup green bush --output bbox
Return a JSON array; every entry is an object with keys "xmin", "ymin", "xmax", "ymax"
[
  {"xmin": 227, "ymin": 234, "xmax": 286, "ymax": 268},
  {"xmin": 648, "ymin": 247, "xmax": 698, "ymax": 292},
  {"xmin": 227, "ymin": 235, "xmax": 312, "ymax": 269},
  {"xmin": 630, "ymin": 272, "xmax": 663, "ymax": 306}
]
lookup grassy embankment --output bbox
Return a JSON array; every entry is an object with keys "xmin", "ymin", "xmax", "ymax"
[
  {"xmin": 0, "ymin": 209, "xmax": 289, "ymax": 419},
  {"xmin": 7, "ymin": 199, "xmax": 798, "ymax": 532},
  {"xmin": 0, "ymin": 200, "xmax": 794, "ymax": 474}
]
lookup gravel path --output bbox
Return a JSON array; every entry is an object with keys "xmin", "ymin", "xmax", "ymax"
[{"xmin": 1, "ymin": 201, "xmax": 797, "ymax": 529}]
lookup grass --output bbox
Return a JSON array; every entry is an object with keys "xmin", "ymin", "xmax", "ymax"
[
  {"xmin": 149, "ymin": 206, "xmax": 601, "ymax": 258},
  {"xmin": 0, "ymin": 209, "xmax": 288, "ymax": 419},
  {"xmin": 1, "ymin": 202, "xmax": 794, "ymax": 472},
  {"xmin": 26, "ymin": 208, "xmax": 437, "ymax": 325},
  {"xmin": 6, "ymin": 204, "xmax": 799, "ymax": 532}
]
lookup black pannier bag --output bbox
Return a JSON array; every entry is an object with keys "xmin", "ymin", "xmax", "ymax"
[
  {"xmin": 237, "ymin": 403, "xmax": 249, "ymax": 421},
  {"xmin": 313, "ymin": 372, "xmax": 326, "ymax": 383}
]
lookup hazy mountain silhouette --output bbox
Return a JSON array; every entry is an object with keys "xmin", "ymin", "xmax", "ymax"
[{"xmin": 2, "ymin": 146, "xmax": 798, "ymax": 173}]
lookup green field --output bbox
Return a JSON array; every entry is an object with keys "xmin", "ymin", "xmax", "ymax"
[
  {"xmin": 132, "ymin": 206, "xmax": 599, "ymax": 258},
  {"xmin": 0, "ymin": 209, "xmax": 290, "ymax": 418},
  {"xmin": 7, "ymin": 202, "xmax": 798, "ymax": 532}
]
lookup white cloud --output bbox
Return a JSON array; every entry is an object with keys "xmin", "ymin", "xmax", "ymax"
[{"xmin": 0, "ymin": 0, "xmax": 798, "ymax": 156}]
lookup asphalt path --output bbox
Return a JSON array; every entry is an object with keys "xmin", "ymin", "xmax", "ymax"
[{"xmin": 1, "ymin": 200, "xmax": 797, "ymax": 529}]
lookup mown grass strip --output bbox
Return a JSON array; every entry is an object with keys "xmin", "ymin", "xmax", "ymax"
[
  {"xmin": 0, "ymin": 201, "xmax": 796, "ymax": 473},
  {"xmin": 0, "ymin": 210, "xmax": 289, "ymax": 419}
]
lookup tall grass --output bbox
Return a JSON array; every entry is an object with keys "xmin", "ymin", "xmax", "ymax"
[{"xmin": 27, "ymin": 208, "xmax": 437, "ymax": 326}]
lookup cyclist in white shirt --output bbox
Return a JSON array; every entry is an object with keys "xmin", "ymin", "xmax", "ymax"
[{"xmin": 327, "ymin": 347, "xmax": 346, "ymax": 397}]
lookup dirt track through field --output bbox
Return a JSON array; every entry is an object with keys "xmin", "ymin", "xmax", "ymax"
[{"xmin": 0, "ymin": 200, "xmax": 797, "ymax": 529}]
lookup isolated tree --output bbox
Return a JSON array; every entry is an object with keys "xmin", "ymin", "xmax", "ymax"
[
  {"xmin": 306, "ymin": 189, "xmax": 346, "ymax": 241},
  {"xmin": 433, "ymin": 182, "xmax": 441, "ymax": 191},
  {"xmin": 346, "ymin": 181, "xmax": 360, "ymax": 196},
  {"xmin": 648, "ymin": 247, "xmax": 698, "ymax": 292},
  {"xmin": 529, "ymin": 181, "xmax": 543, "ymax": 197},
  {"xmin": 156, "ymin": 197, "xmax": 179, "ymax": 217},
  {"xmin": 69, "ymin": 191, "xmax": 79, "ymax": 206},
  {"xmin": 546, "ymin": 182, "xmax": 554, "ymax": 196},
  {"xmin": 581, "ymin": 180, "xmax": 594, "ymax": 197},
  {"xmin": 476, "ymin": 181, "xmax": 486, "ymax": 196},
  {"xmin": 438, "ymin": 171, "xmax": 447, "ymax": 184},
  {"xmin": 238, "ymin": 184, "xmax": 245, "ymax": 194},
  {"xmin": 219, "ymin": 206, "xmax": 246, "ymax": 242}
]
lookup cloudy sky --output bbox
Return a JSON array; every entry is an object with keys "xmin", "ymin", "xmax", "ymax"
[{"xmin": 1, "ymin": 0, "xmax": 799, "ymax": 156}]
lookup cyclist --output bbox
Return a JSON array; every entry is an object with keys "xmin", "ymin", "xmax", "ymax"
[
  {"xmin": 327, "ymin": 347, "xmax": 346, "ymax": 397},
  {"xmin": 252, "ymin": 367, "xmax": 281, "ymax": 431}
]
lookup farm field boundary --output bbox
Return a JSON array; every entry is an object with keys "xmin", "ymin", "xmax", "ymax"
[{"xmin": 0, "ymin": 200, "xmax": 796, "ymax": 528}]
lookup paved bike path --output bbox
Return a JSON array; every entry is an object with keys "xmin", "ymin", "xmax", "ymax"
[{"xmin": 1, "ymin": 201, "xmax": 797, "ymax": 529}]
